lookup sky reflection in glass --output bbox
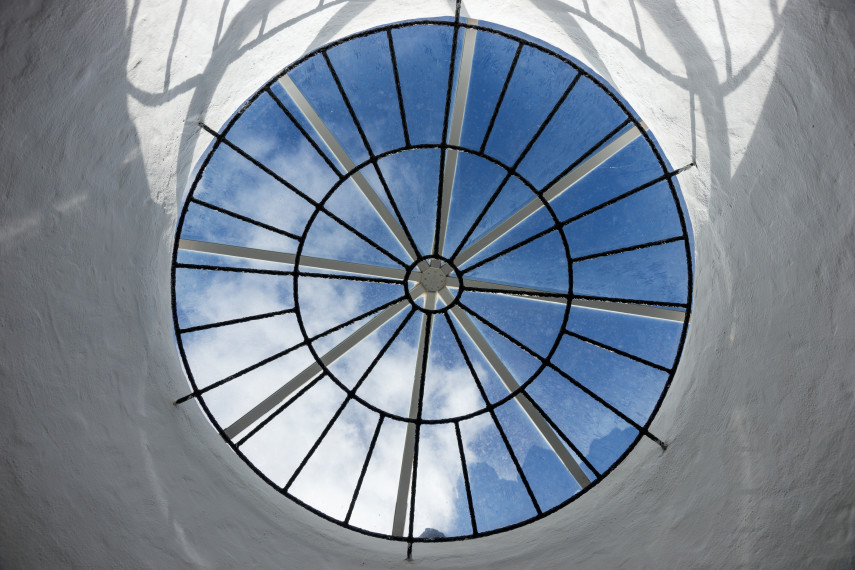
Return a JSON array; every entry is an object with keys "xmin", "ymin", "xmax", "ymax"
[{"xmin": 172, "ymin": 17, "xmax": 693, "ymax": 549}]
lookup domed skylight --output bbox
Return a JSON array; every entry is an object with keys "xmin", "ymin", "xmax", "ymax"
[{"xmin": 172, "ymin": 15, "xmax": 693, "ymax": 555}]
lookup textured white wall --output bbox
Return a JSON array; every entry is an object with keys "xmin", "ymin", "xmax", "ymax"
[{"xmin": 1, "ymin": 0, "xmax": 853, "ymax": 567}]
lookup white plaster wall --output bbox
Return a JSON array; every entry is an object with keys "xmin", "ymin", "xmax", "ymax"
[{"xmin": 0, "ymin": 0, "xmax": 853, "ymax": 567}]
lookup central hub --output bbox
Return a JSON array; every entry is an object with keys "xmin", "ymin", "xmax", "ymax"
[
  {"xmin": 404, "ymin": 256, "xmax": 462, "ymax": 313},
  {"xmin": 420, "ymin": 266, "xmax": 447, "ymax": 292}
]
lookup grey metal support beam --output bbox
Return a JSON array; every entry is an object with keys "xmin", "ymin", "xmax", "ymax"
[
  {"xmin": 435, "ymin": 22, "xmax": 478, "ymax": 256},
  {"xmin": 391, "ymin": 293, "xmax": 436, "ymax": 537},
  {"xmin": 279, "ymin": 76, "xmax": 418, "ymax": 262},
  {"xmin": 450, "ymin": 276, "xmax": 686, "ymax": 322},
  {"xmin": 178, "ymin": 239, "xmax": 407, "ymax": 281},
  {"xmin": 453, "ymin": 123, "xmax": 647, "ymax": 267}
]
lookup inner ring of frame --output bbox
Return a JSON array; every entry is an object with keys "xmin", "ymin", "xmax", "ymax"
[{"xmin": 291, "ymin": 147, "xmax": 574, "ymax": 424}]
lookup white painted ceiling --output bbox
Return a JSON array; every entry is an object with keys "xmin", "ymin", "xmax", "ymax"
[{"xmin": 0, "ymin": 0, "xmax": 853, "ymax": 567}]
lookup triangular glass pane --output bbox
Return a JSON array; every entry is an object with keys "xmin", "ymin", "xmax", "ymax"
[
  {"xmin": 442, "ymin": 153, "xmax": 508, "ymax": 259},
  {"xmin": 446, "ymin": 316, "xmax": 511, "ymax": 404},
  {"xmin": 356, "ymin": 312, "xmax": 422, "ymax": 419},
  {"xmin": 464, "ymin": 227, "xmax": 570, "ymax": 293},
  {"xmin": 323, "ymin": 174, "xmax": 412, "ymax": 262},
  {"xmin": 459, "ymin": 176, "xmax": 531, "ymax": 249},
  {"xmin": 324, "ymin": 307, "xmax": 411, "ymax": 392},
  {"xmin": 376, "ymin": 149, "xmax": 441, "ymax": 255},
  {"xmin": 301, "ymin": 209, "xmax": 405, "ymax": 269},
  {"xmin": 460, "ymin": 309, "xmax": 543, "ymax": 390},
  {"xmin": 460, "ymin": 291, "xmax": 566, "ymax": 358},
  {"xmin": 421, "ymin": 316, "xmax": 487, "ymax": 420}
]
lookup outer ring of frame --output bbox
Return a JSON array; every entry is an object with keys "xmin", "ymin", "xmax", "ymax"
[{"xmin": 170, "ymin": 17, "xmax": 694, "ymax": 545}]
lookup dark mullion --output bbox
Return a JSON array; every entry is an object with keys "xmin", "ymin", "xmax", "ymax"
[
  {"xmin": 458, "ymin": 301, "xmax": 666, "ymax": 447},
  {"xmin": 461, "ymin": 285, "xmax": 569, "ymax": 301},
  {"xmin": 200, "ymin": 123, "xmax": 408, "ymax": 269},
  {"xmin": 540, "ymin": 118, "xmax": 631, "ymax": 194},
  {"xmin": 406, "ymin": 313, "xmax": 433, "ymax": 559},
  {"xmin": 387, "ymin": 30, "xmax": 410, "ymax": 147},
  {"xmin": 480, "ymin": 43, "xmax": 523, "ymax": 154},
  {"xmin": 179, "ymin": 308, "xmax": 295, "ymax": 334},
  {"xmin": 266, "ymin": 87, "xmax": 344, "ymax": 178},
  {"xmin": 283, "ymin": 308, "xmax": 414, "ymax": 493},
  {"xmin": 297, "ymin": 272, "xmax": 404, "ymax": 286},
  {"xmin": 573, "ymin": 294, "xmax": 688, "ymax": 309},
  {"xmin": 176, "ymin": 263, "xmax": 292, "ymax": 277},
  {"xmin": 454, "ymin": 421, "xmax": 478, "ymax": 535},
  {"xmin": 433, "ymin": 18, "xmax": 462, "ymax": 256},
  {"xmin": 564, "ymin": 330, "xmax": 671, "ymax": 373},
  {"xmin": 175, "ymin": 296, "xmax": 406, "ymax": 404},
  {"xmin": 191, "ymin": 198, "xmax": 301, "ymax": 241},
  {"xmin": 450, "ymin": 72, "xmax": 582, "ymax": 264},
  {"xmin": 519, "ymin": 389, "xmax": 601, "ymax": 478},
  {"xmin": 321, "ymin": 51, "xmax": 423, "ymax": 261},
  {"xmin": 345, "ymin": 415, "xmax": 385, "ymax": 524},
  {"xmin": 572, "ymin": 236, "xmax": 685, "ymax": 263},
  {"xmin": 235, "ymin": 373, "xmax": 327, "ymax": 447},
  {"xmin": 444, "ymin": 313, "xmax": 492, "ymax": 407}
]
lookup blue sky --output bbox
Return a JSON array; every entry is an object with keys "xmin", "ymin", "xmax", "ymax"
[{"xmin": 174, "ymin": 20, "xmax": 692, "ymax": 542}]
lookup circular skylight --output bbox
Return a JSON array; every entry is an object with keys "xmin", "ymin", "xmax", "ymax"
[{"xmin": 172, "ymin": 16, "xmax": 693, "ymax": 551}]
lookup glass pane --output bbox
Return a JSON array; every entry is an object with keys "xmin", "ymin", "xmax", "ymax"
[
  {"xmin": 289, "ymin": 401, "xmax": 378, "ymax": 521},
  {"xmin": 239, "ymin": 376, "xmax": 346, "ymax": 487},
  {"xmin": 413, "ymin": 424, "xmax": 472, "ymax": 538},
  {"xmin": 460, "ymin": 413, "xmax": 537, "ymax": 532}
]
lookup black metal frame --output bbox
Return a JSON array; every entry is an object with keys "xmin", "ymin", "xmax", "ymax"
[{"xmin": 171, "ymin": 4, "xmax": 694, "ymax": 558}]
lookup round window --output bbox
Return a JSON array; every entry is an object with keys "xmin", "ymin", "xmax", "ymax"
[{"xmin": 172, "ymin": 15, "xmax": 693, "ymax": 552}]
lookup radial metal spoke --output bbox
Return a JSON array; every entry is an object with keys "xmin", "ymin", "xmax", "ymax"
[
  {"xmin": 453, "ymin": 122, "xmax": 647, "ymax": 268},
  {"xmin": 442, "ymin": 291, "xmax": 591, "ymax": 488},
  {"xmin": 435, "ymin": 21, "xmax": 477, "ymax": 257},
  {"xmin": 453, "ymin": 276, "xmax": 687, "ymax": 322},
  {"xmin": 279, "ymin": 75, "xmax": 418, "ymax": 261},
  {"xmin": 223, "ymin": 289, "xmax": 423, "ymax": 439},
  {"xmin": 178, "ymin": 239, "xmax": 408, "ymax": 281},
  {"xmin": 392, "ymin": 293, "xmax": 436, "ymax": 537}
]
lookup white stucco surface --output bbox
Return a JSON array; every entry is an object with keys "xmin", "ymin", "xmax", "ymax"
[{"xmin": 1, "ymin": 0, "xmax": 853, "ymax": 567}]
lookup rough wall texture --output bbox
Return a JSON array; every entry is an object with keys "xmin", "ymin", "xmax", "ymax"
[{"xmin": 0, "ymin": 0, "xmax": 853, "ymax": 568}]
